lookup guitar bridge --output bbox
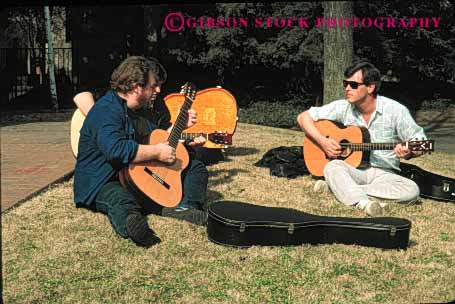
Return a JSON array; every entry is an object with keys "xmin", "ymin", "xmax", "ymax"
[{"xmin": 144, "ymin": 167, "xmax": 170, "ymax": 189}]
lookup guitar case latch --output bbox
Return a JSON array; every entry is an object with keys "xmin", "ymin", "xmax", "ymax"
[
  {"xmin": 288, "ymin": 223, "xmax": 295, "ymax": 235},
  {"xmin": 239, "ymin": 223, "xmax": 246, "ymax": 233},
  {"xmin": 390, "ymin": 226, "xmax": 397, "ymax": 237},
  {"xmin": 443, "ymin": 182, "xmax": 450, "ymax": 193}
]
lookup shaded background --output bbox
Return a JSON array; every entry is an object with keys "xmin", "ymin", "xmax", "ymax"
[{"xmin": 1, "ymin": 3, "xmax": 454, "ymax": 123}]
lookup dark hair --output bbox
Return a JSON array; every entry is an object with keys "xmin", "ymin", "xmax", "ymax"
[
  {"xmin": 344, "ymin": 61, "xmax": 381, "ymax": 96},
  {"xmin": 110, "ymin": 56, "xmax": 167, "ymax": 93}
]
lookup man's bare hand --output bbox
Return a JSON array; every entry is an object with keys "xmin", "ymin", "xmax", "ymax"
[
  {"xmin": 321, "ymin": 137, "xmax": 342, "ymax": 159},
  {"xmin": 155, "ymin": 142, "xmax": 176, "ymax": 164},
  {"xmin": 187, "ymin": 135, "xmax": 206, "ymax": 147},
  {"xmin": 186, "ymin": 109, "xmax": 197, "ymax": 129},
  {"xmin": 394, "ymin": 143, "xmax": 412, "ymax": 159}
]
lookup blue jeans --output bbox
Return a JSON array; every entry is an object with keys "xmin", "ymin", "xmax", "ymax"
[
  {"xmin": 177, "ymin": 159, "xmax": 209, "ymax": 209},
  {"xmin": 94, "ymin": 159, "xmax": 208, "ymax": 237}
]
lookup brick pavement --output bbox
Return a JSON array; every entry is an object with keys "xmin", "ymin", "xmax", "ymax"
[{"xmin": 1, "ymin": 120, "xmax": 75, "ymax": 212}]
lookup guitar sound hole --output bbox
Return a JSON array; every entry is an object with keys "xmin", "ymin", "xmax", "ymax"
[
  {"xmin": 340, "ymin": 147, "xmax": 351, "ymax": 157},
  {"xmin": 339, "ymin": 139, "xmax": 352, "ymax": 159}
]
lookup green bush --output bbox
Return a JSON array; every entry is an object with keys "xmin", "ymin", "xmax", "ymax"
[{"xmin": 238, "ymin": 101, "xmax": 309, "ymax": 129}]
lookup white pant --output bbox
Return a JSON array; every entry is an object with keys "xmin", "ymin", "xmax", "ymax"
[{"xmin": 324, "ymin": 160, "xmax": 420, "ymax": 206}]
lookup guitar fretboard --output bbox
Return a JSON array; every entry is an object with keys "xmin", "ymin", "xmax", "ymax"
[
  {"xmin": 180, "ymin": 133, "xmax": 208, "ymax": 140},
  {"xmin": 168, "ymin": 88, "xmax": 195, "ymax": 148},
  {"xmin": 341, "ymin": 142, "xmax": 398, "ymax": 151}
]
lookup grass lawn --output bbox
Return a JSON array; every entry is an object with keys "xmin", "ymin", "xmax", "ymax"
[{"xmin": 3, "ymin": 122, "xmax": 455, "ymax": 304}]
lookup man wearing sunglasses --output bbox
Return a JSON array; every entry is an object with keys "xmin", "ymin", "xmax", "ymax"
[{"xmin": 297, "ymin": 61, "xmax": 426, "ymax": 216}]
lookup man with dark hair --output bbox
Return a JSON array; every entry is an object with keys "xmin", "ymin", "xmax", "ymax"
[
  {"xmin": 297, "ymin": 61, "xmax": 426, "ymax": 216},
  {"xmin": 74, "ymin": 56, "xmax": 208, "ymax": 247},
  {"xmin": 343, "ymin": 61, "xmax": 382, "ymax": 96}
]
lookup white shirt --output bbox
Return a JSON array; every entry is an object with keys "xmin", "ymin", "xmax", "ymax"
[{"xmin": 308, "ymin": 95, "xmax": 427, "ymax": 171}]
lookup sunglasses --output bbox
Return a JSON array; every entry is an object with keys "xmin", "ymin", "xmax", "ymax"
[{"xmin": 343, "ymin": 80, "xmax": 366, "ymax": 89}]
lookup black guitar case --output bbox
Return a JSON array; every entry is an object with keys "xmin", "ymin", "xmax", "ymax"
[
  {"xmin": 399, "ymin": 163, "xmax": 455, "ymax": 203},
  {"xmin": 207, "ymin": 201, "xmax": 411, "ymax": 250}
]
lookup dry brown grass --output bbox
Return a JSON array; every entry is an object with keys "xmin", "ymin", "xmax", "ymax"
[{"xmin": 3, "ymin": 122, "xmax": 455, "ymax": 303}]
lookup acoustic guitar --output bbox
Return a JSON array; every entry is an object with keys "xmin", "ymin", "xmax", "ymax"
[
  {"xmin": 164, "ymin": 86, "xmax": 237, "ymax": 148},
  {"xmin": 119, "ymin": 82, "xmax": 197, "ymax": 208},
  {"xmin": 303, "ymin": 120, "xmax": 434, "ymax": 177},
  {"xmin": 70, "ymin": 108, "xmax": 232, "ymax": 158},
  {"xmin": 70, "ymin": 108, "xmax": 86, "ymax": 158}
]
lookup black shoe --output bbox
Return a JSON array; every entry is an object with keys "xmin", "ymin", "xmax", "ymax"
[
  {"xmin": 125, "ymin": 213, "xmax": 161, "ymax": 248},
  {"xmin": 161, "ymin": 207, "xmax": 208, "ymax": 226}
]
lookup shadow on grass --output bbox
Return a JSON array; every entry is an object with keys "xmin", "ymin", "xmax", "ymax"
[
  {"xmin": 408, "ymin": 239, "xmax": 418, "ymax": 248},
  {"xmin": 208, "ymin": 168, "xmax": 249, "ymax": 187},
  {"xmin": 224, "ymin": 147, "xmax": 260, "ymax": 157},
  {"xmin": 203, "ymin": 190, "xmax": 225, "ymax": 211},
  {"xmin": 193, "ymin": 147, "xmax": 260, "ymax": 165},
  {"xmin": 206, "ymin": 189, "xmax": 224, "ymax": 201}
]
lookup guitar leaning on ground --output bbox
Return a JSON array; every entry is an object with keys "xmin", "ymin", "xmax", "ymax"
[{"xmin": 303, "ymin": 120, "xmax": 434, "ymax": 177}]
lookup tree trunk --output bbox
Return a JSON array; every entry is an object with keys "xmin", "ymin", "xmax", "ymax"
[
  {"xmin": 323, "ymin": 1, "xmax": 353, "ymax": 104},
  {"xmin": 144, "ymin": 5, "xmax": 165, "ymax": 59},
  {"xmin": 44, "ymin": 6, "xmax": 59, "ymax": 111}
]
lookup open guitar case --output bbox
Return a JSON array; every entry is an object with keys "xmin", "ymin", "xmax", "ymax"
[{"xmin": 207, "ymin": 201, "xmax": 411, "ymax": 249}]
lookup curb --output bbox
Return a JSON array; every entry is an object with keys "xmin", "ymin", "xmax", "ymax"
[{"xmin": 2, "ymin": 169, "xmax": 75, "ymax": 215}]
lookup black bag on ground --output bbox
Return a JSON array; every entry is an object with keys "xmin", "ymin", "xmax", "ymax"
[
  {"xmin": 255, "ymin": 146, "xmax": 308, "ymax": 178},
  {"xmin": 207, "ymin": 201, "xmax": 411, "ymax": 249},
  {"xmin": 399, "ymin": 163, "xmax": 455, "ymax": 202}
]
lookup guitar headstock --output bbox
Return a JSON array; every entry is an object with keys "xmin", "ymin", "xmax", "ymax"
[
  {"xmin": 408, "ymin": 139, "xmax": 435, "ymax": 154},
  {"xmin": 208, "ymin": 131, "xmax": 233, "ymax": 145},
  {"xmin": 180, "ymin": 82, "xmax": 197, "ymax": 101}
]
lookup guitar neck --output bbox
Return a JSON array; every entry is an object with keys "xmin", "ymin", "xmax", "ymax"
[
  {"xmin": 341, "ymin": 142, "xmax": 398, "ymax": 151},
  {"xmin": 180, "ymin": 133, "xmax": 207, "ymax": 140},
  {"xmin": 168, "ymin": 90, "xmax": 194, "ymax": 148}
]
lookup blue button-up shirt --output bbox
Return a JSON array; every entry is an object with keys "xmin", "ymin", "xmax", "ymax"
[
  {"xmin": 74, "ymin": 90, "xmax": 156, "ymax": 207},
  {"xmin": 307, "ymin": 95, "xmax": 427, "ymax": 171}
]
